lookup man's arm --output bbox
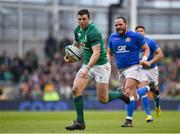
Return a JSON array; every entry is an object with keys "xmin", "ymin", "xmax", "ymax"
[
  {"xmin": 140, "ymin": 43, "xmax": 150, "ymax": 65},
  {"xmin": 107, "ymin": 48, "xmax": 113, "ymax": 63},
  {"xmin": 145, "ymin": 48, "xmax": 164, "ymax": 66},
  {"xmin": 81, "ymin": 44, "xmax": 100, "ymax": 78},
  {"xmin": 86, "ymin": 44, "xmax": 100, "ymax": 69}
]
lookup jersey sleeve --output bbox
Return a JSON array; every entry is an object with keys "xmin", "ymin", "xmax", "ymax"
[
  {"xmin": 136, "ymin": 33, "xmax": 146, "ymax": 48},
  {"xmin": 88, "ymin": 28, "xmax": 102, "ymax": 46},
  {"xmin": 149, "ymin": 39, "xmax": 160, "ymax": 52}
]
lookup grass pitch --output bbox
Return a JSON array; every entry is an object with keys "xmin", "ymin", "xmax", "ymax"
[{"xmin": 0, "ymin": 110, "xmax": 179, "ymax": 133}]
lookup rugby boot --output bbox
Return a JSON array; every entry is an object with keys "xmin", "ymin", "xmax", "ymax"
[
  {"xmin": 65, "ymin": 120, "xmax": 85, "ymax": 131},
  {"xmin": 117, "ymin": 88, "xmax": 130, "ymax": 104},
  {"xmin": 121, "ymin": 119, "xmax": 133, "ymax": 127},
  {"xmin": 155, "ymin": 106, "xmax": 161, "ymax": 117},
  {"xmin": 148, "ymin": 82, "xmax": 159, "ymax": 96},
  {"xmin": 146, "ymin": 115, "xmax": 153, "ymax": 122}
]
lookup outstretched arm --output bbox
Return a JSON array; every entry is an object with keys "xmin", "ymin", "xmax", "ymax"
[
  {"xmin": 140, "ymin": 43, "xmax": 150, "ymax": 66},
  {"xmin": 144, "ymin": 48, "xmax": 164, "ymax": 67}
]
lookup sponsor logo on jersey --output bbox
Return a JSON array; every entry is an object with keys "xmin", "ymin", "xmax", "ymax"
[
  {"xmin": 117, "ymin": 45, "xmax": 130, "ymax": 53},
  {"xmin": 125, "ymin": 37, "xmax": 131, "ymax": 42}
]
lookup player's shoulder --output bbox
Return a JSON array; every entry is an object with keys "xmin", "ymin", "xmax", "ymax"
[
  {"xmin": 108, "ymin": 32, "xmax": 119, "ymax": 41},
  {"xmin": 145, "ymin": 37, "xmax": 160, "ymax": 48},
  {"xmin": 88, "ymin": 23, "xmax": 102, "ymax": 38},
  {"xmin": 127, "ymin": 30, "xmax": 144, "ymax": 42},
  {"xmin": 127, "ymin": 30, "xmax": 136, "ymax": 35},
  {"xmin": 74, "ymin": 25, "xmax": 81, "ymax": 33},
  {"xmin": 146, "ymin": 37, "xmax": 157, "ymax": 45},
  {"xmin": 145, "ymin": 37, "xmax": 154, "ymax": 42},
  {"xmin": 88, "ymin": 22, "xmax": 99, "ymax": 32},
  {"xmin": 110, "ymin": 32, "xmax": 119, "ymax": 37},
  {"xmin": 127, "ymin": 30, "xmax": 141, "ymax": 37}
]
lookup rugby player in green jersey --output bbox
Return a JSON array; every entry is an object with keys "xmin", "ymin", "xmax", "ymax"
[{"xmin": 64, "ymin": 9, "xmax": 130, "ymax": 131}]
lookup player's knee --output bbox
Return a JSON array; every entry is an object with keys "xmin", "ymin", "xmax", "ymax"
[
  {"xmin": 98, "ymin": 96, "xmax": 108, "ymax": 104},
  {"xmin": 72, "ymin": 87, "xmax": 81, "ymax": 96},
  {"xmin": 124, "ymin": 87, "xmax": 133, "ymax": 97}
]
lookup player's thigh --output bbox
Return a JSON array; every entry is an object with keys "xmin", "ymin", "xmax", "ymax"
[
  {"xmin": 150, "ymin": 67, "xmax": 159, "ymax": 85},
  {"xmin": 138, "ymin": 81, "xmax": 148, "ymax": 88},
  {"xmin": 124, "ymin": 78, "xmax": 138, "ymax": 96},
  {"xmin": 93, "ymin": 63, "xmax": 111, "ymax": 83},
  {"xmin": 118, "ymin": 72, "xmax": 126, "ymax": 91},
  {"xmin": 124, "ymin": 65, "xmax": 142, "ymax": 82},
  {"xmin": 73, "ymin": 70, "xmax": 91, "ymax": 95},
  {"xmin": 141, "ymin": 69, "xmax": 149, "ymax": 84}
]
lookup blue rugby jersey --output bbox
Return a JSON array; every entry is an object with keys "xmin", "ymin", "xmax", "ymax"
[
  {"xmin": 108, "ymin": 30, "xmax": 146, "ymax": 69},
  {"xmin": 144, "ymin": 37, "xmax": 160, "ymax": 68}
]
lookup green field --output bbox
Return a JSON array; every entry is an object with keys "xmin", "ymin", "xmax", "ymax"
[{"xmin": 0, "ymin": 110, "xmax": 179, "ymax": 133}]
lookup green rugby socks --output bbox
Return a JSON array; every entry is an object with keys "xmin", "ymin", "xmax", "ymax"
[{"xmin": 74, "ymin": 96, "xmax": 84, "ymax": 123}]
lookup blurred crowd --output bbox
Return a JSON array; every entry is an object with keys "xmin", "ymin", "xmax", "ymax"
[{"xmin": 0, "ymin": 35, "xmax": 179, "ymax": 101}]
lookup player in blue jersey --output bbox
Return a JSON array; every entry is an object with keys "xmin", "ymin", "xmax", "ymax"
[
  {"xmin": 135, "ymin": 25, "xmax": 163, "ymax": 121},
  {"xmin": 107, "ymin": 17, "xmax": 159, "ymax": 127}
]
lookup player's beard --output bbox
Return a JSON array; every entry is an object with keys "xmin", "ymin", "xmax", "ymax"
[{"xmin": 116, "ymin": 27, "xmax": 126, "ymax": 35}]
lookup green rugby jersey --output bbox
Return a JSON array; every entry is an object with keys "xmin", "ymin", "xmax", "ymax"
[{"xmin": 74, "ymin": 22, "xmax": 108, "ymax": 65}]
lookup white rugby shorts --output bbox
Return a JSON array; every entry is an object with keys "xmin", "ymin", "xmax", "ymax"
[
  {"xmin": 141, "ymin": 66, "xmax": 159, "ymax": 85},
  {"xmin": 118, "ymin": 65, "xmax": 143, "ymax": 88},
  {"xmin": 79, "ymin": 63, "xmax": 111, "ymax": 83}
]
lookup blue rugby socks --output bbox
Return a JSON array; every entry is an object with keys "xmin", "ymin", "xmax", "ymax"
[
  {"xmin": 136, "ymin": 86, "xmax": 150, "ymax": 98},
  {"xmin": 141, "ymin": 95, "xmax": 151, "ymax": 115},
  {"xmin": 126, "ymin": 96, "xmax": 135, "ymax": 120}
]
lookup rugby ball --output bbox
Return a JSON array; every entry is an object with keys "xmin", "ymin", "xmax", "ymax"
[{"xmin": 65, "ymin": 45, "xmax": 82, "ymax": 61}]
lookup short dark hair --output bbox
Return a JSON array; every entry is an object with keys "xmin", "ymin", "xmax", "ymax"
[
  {"xmin": 115, "ymin": 16, "xmax": 127, "ymax": 24},
  {"xmin": 77, "ymin": 9, "xmax": 90, "ymax": 18},
  {"xmin": 135, "ymin": 25, "xmax": 145, "ymax": 31}
]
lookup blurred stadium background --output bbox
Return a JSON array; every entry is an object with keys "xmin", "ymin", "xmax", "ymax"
[
  {"xmin": 0, "ymin": 0, "xmax": 179, "ymax": 133},
  {"xmin": 0, "ymin": 0, "xmax": 179, "ymax": 127}
]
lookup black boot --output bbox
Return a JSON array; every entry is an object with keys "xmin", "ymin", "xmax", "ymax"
[
  {"xmin": 117, "ymin": 88, "xmax": 130, "ymax": 104},
  {"xmin": 148, "ymin": 82, "xmax": 159, "ymax": 96},
  {"xmin": 121, "ymin": 119, "xmax": 133, "ymax": 127},
  {"xmin": 65, "ymin": 120, "xmax": 85, "ymax": 131}
]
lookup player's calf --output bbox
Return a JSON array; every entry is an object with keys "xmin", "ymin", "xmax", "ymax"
[{"xmin": 117, "ymin": 88, "xmax": 130, "ymax": 104}]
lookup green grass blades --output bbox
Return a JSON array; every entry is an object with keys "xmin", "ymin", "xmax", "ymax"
[{"xmin": 0, "ymin": 110, "xmax": 179, "ymax": 133}]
